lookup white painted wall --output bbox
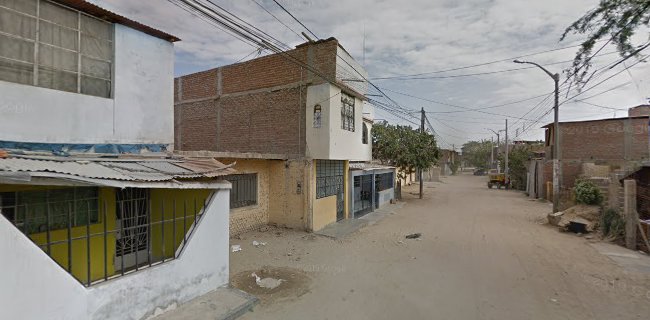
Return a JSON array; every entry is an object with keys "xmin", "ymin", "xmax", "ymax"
[
  {"xmin": 0, "ymin": 189, "xmax": 230, "ymax": 320},
  {"xmin": 305, "ymin": 83, "xmax": 372, "ymax": 161},
  {"xmin": 0, "ymin": 24, "xmax": 174, "ymax": 147}
]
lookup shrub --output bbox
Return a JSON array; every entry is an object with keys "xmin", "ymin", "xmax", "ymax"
[
  {"xmin": 601, "ymin": 208, "xmax": 625, "ymax": 239},
  {"xmin": 574, "ymin": 180, "xmax": 603, "ymax": 205}
]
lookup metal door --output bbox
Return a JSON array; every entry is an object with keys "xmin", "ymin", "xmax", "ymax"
[
  {"xmin": 115, "ymin": 188, "xmax": 149, "ymax": 272},
  {"xmin": 353, "ymin": 175, "xmax": 373, "ymax": 217}
]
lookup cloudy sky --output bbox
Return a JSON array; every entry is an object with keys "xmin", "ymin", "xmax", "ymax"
[{"xmin": 92, "ymin": 0, "xmax": 649, "ymax": 149}]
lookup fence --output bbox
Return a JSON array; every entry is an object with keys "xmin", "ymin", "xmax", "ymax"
[{"xmin": 0, "ymin": 189, "xmax": 211, "ymax": 287}]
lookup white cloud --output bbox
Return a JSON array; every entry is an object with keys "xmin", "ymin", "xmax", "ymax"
[{"xmin": 91, "ymin": 0, "xmax": 650, "ymax": 147}]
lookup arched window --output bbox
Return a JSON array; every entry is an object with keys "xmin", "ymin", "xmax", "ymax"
[
  {"xmin": 313, "ymin": 104, "xmax": 322, "ymax": 128},
  {"xmin": 362, "ymin": 123, "xmax": 369, "ymax": 144}
]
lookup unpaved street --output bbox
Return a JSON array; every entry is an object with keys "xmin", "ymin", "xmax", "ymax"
[{"xmin": 231, "ymin": 174, "xmax": 650, "ymax": 320}]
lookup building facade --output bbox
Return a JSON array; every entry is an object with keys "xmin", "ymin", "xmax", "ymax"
[
  {"xmin": 0, "ymin": 1, "xmax": 233, "ymax": 319},
  {"xmin": 175, "ymin": 38, "xmax": 378, "ymax": 232},
  {"xmin": 542, "ymin": 106, "xmax": 650, "ymax": 208}
]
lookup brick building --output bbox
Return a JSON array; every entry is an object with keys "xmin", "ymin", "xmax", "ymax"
[
  {"xmin": 542, "ymin": 105, "xmax": 650, "ymax": 208},
  {"xmin": 174, "ymin": 38, "xmax": 391, "ymax": 234}
]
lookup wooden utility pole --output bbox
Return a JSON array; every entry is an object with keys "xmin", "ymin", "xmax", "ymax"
[
  {"xmin": 419, "ymin": 107, "xmax": 425, "ymax": 199},
  {"xmin": 624, "ymin": 179, "xmax": 638, "ymax": 250}
]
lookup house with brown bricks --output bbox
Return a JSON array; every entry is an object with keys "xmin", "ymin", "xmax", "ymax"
[
  {"xmin": 540, "ymin": 105, "xmax": 650, "ymax": 209},
  {"xmin": 174, "ymin": 37, "xmax": 395, "ymax": 234}
]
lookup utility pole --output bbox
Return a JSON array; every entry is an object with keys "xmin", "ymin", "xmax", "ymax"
[
  {"xmin": 420, "ymin": 107, "xmax": 425, "ymax": 199},
  {"xmin": 505, "ymin": 119, "xmax": 509, "ymax": 188},
  {"xmin": 490, "ymin": 136, "xmax": 494, "ymax": 168},
  {"xmin": 514, "ymin": 59, "xmax": 561, "ymax": 212},
  {"xmin": 486, "ymin": 128, "xmax": 502, "ymax": 171}
]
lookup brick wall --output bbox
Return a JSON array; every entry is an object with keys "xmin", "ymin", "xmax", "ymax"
[
  {"xmin": 628, "ymin": 105, "xmax": 650, "ymax": 117},
  {"xmin": 174, "ymin": 39, "xmax": 340, "ymax": 155}
]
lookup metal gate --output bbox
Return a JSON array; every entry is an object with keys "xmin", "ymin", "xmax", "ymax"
[
  {"xmin": 316, "ymin": 160, "xmax": 345, "ymax": 221},
  {"xmin": 115, "ymin": 188, "xmax": 150, "ymax": 271},
  {"xmin": 353, "ymin": 175, "xmax": 373, "ymax": 217}
]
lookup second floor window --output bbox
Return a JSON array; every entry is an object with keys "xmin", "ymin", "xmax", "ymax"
[
  {"xmin": 341, "ymin": 93, "xmax": 355, "ymax": 132},
  {"xmin": 0, "ymin": 0, "xmax": 114, "ymax": 98}
]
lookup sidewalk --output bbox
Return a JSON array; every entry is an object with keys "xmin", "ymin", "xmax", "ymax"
[
  {"xmin": 150, "ymin": 287, "xmax": 257, "ymax": 320},
  {"xmin": 315, "ymin": 202, "xmax": 404, "ymax": 239}
]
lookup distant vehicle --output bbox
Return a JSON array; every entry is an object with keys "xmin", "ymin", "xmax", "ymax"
[
  {"xmin": 473, "ymin": 168, "xmax": 486, "ymax": 176},
  {"xmin": 487, "ymin": 170, "xmax": 510, "ymax": 189}
]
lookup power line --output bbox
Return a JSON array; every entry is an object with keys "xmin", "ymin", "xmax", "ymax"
[
  {"xmin": 271, "ymin": 0, "xmax": 318, "ymax": 39},
  {"xmin": 370, "ymin": 41, "xmax": 605, "ymax": 80}
]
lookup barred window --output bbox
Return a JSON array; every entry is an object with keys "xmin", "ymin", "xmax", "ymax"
[
  {"xmin": 341, "ymin": 93, "xmax": 355, "ymax": 132},
  {"xmin": 313, "ymin": 104, "xmax": 322, "ymax": 128},
  {"xmin": 224, "ymin": 173, "xmax": 257, "ymax": 209},
  {"xmin": 362, "ymin": 123, "xmax": 369, "ymax": 144},
  {"xmin": 0, "ymin": 0, "xmax": 113, "ymax": 98},
  {"xmin": 316, "ymin": 160, "xmax": 344, "ymax": 199},
  {"xmin": 0, "ymin": 187, "xmax": 99, "ymax": 234},
  {"xmin": 375, "ymin": 172, "xmax": 394, "ymax": 192}
]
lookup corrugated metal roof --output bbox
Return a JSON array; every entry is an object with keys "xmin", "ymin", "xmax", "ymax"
[
  {"xmin": 0, "ymin": 155, "xmax": 235, "ymax": 183},
  {"xmin": 51, "ymin": 0, "xmax": 180, "ymax": 42}
]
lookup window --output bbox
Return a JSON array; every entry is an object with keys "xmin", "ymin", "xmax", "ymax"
[
  {"xmin": 225, "ymin": 173, "xmax": 258, "ymax": 209},
  {"xmin": 341, "ymin": 92, "xmax": 355, "ymax": 132},
  {"xmin": 316, "ymin": 160, "xmax": 344, "ymax": 199},
  {"xmin": 0, "ymin": 0, "xmax": 113, "ymax": 98},
  {"xmin": 0, "ymin": 187, "xmax": 99, "ymax": 234},
  {"xmin": 313, "ymin": 104, "xmax": 322, "ymax": 128},
  {"xmin": 362, "ymin": 123, "xmax": 369, "ymax": 144},
  {"xmin": 375, "ymin": 172, "xmax": 394, "ymax": 192}
]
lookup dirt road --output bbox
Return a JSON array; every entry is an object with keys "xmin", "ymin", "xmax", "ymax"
[{"xmin": 231, "ymin": 174, "xmax": 650, "ymax": 320}]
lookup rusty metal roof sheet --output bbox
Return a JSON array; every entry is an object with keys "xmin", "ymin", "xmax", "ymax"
[
  {"xmin": 0, "ymin": 155, "xmax": 235, "ymax": 183},
  {"xmin": 51, "ymin": 0, "xmax": 180, "ymax": 42}
]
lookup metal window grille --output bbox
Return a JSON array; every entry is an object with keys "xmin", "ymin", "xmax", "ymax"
[
  {"xmin": 376, "ymin": 172, "xmax": 394, "ymax": 192},
  {"xmin": 224, "ymin": 173, "xmax": 258, "ymax": 209},
  {"xmin": 0, "ymin": 0, "xmax": 113, "ymax": 98},
  {"xmin": 0, "ymin": 187, "xmax": 211, "ymax": 287},
  {"xmin": 0, "ymin": 187, "xmax": 98, "ymax": 234},
  {"xmin": 341, "ymin": 93, "xmax": 355, "ymax": 132},
  {"xmin": 316, "ymin": 160, "xmax": 344, "ymax": 199}
]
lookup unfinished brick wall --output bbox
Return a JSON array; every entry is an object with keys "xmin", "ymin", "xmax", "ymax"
[
  {"xmin": 543, "ymin": 117, "xmax": 650, "ymax": 206},
  {"xmin": 174, "ymin": 39, "xmax": 339, "ymax": 155}
]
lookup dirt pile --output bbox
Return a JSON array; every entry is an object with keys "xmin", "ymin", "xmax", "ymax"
[{"xmin": 547, "ymin": 205, "xmax": 601, "ymax": 233}]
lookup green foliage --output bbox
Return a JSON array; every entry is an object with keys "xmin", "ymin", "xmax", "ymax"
[
  {"xmin": 461, "ymin": 140, "xmax": 492, "ymax": 169},
  {"xmin": 574, "ymin": 180, "xmax": 604, "ymax": 205},
  {"xmin": 501, "ymin": 144, "xmax": 541, "ymax": 190},
  {"xmin": 561, "ymin": 0, "xmax": 650, "ymax": 85},
  {"xmin": 372, "ymin": 123, "xmax": 439, "ymax": 179},
  {"xmin": 601, "ymin": 208, "xmax": 625, "ymax": 239},
  {"xmin": 449, "ymin": 161, "xmax": 459, "ymax": 175}
]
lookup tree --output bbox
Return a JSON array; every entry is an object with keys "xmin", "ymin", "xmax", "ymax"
[
  {"xmin": 461, "ymin": 140, "xmax": 493, "ymax": 169},
  {"xmin": 372, "ymin": 123, "xmax": 439, "ymax": 181},
  {"xmin": 561, "ymin": 0, "xmax": 650, "ymax": 85},
  {"xmin": 496, "ymin": 142, "xmax": 544, "ymax": 191}
]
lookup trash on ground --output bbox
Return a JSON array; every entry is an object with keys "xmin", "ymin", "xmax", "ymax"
[
  {"xmin": 251, "ymin": 272, "xmax": 284, "ymax": 289},
  {"xmin": 405, "ymin": 233, "xmax": 422, "ymax": 239},
  {"xmin": 231, "ymin": 244, "xmax": 241, "ymax": 252},
  {"xmin": 252, "ymin": 240, "xmax": 267, "ymax": 247}
]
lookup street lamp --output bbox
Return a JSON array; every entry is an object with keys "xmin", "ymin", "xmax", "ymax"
[{"xmin": 513, "ymin": 59, "xmax": 561, "ymax": 213}]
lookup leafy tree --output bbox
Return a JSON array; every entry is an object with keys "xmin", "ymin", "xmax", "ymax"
[
  {"xmin": 461, "ymin": 140, "xmax": 493, "ymax": 169},
  {"xmin": 561, "ymin": 0, "xmax": 650, "ymax": 85},
  {"xmin": 497, "ymin": 144, "xmax": 541, "ymax": 190},
  {"xmin": 372, "ymin": 123, "xmax": 439, "ymax": 180}
]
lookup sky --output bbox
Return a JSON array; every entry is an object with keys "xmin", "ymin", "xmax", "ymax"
[{"xmin": 91, "ymin": 0, "xmax": 650, "ymax": 150}]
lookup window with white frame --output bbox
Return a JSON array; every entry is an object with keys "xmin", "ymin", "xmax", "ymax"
[
  {"xmin": 341, "ymin": 92, "xmax": 355, "ymax": 132},
  {"xmin": 0, "ymin": 0, "xmax": 113, "ymax": 98}
]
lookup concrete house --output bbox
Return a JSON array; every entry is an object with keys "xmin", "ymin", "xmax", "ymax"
[
  {"xmin": 0, "ymin": 1, "xmax": 234, "ymax": 319},
  {"xmin": 175, "ymin": 38, "xmax": 395, "ymax": 233},
  {"xmin": 540, "ymin": 105, "xmax": 650, "ymax": 207}
]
